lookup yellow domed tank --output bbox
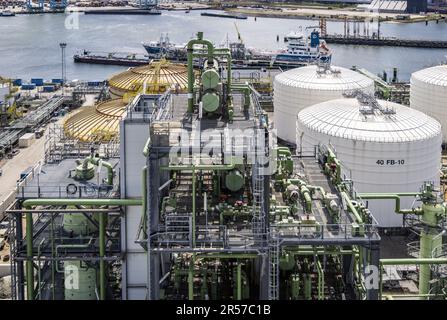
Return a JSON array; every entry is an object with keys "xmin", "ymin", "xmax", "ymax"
[
  {"xmin": 108, "ymin": 59, "xmax": 189, "ymax": 98},
  {"xmin": 64, "ymin": 99, "xmax": 127, "ymax": 143}
]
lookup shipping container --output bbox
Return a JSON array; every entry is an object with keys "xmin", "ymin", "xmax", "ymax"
[
  {"xmin": 52, "ymin": 79, "xmax": 63, "ymax": 84},
  {"xmin": 31, "ymin": 78, "xmax": 44, "ymax": 86},
  {"xmin": 21, "ymin": 84, "xmax": 36, "ymax": 91},
  {"xmin": 12, "ymin": 79, "xmax": 22, "ymax": 86},
  {"xmin": 43, "ymin": 85, "xmax": 55, "ymax": 92}
]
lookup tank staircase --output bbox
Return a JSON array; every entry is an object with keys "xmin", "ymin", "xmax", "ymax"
[{"xmin": 268, "ymin": 237, "xmax": 280, "ymax": 300}]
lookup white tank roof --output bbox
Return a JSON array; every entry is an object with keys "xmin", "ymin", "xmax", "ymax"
[
  {"xmin": 274, "ymin": 65, "xmax": 374, "ymax": 90},
  {"xmin": 411, "ymin": 65, "xmax": 447, "ymax": 87},
  {"xmin": 298, "ymin": 98, "xmax": 441, "ymax": 143}
]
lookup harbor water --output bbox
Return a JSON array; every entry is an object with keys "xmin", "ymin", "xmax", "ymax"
[{"xmin": 0, "ymin": 10, "xmax": 446, "ymax": 81}]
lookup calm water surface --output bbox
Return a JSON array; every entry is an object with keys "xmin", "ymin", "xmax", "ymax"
[{"xmin": 0, "ymin": 10, "xmax": 446, "ymax": 81}]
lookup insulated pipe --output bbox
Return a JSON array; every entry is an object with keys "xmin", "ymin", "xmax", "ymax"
[
  {"xmin": 187, "ymin": 33, "xmax": 215, "ymax": 113},
  {"xmin": 357, "ymin": 193, "xmax": 423, "ymax": 214},
  {"xmin": 161, "ymin": 164, "xmax": 235, "ymax": 171},
  {"xmin": 236, "ymin": 262, "xmax": 242, "ymax": 300},
  {"xmin": 87, "ymin": 156, "xmax": 114, "ymax": 186},
  {"xmin": 143, "ymin": 137, "xmax": 151, "ymax": 157},
  {"xmin": 23, "ymin": 198, "xmax": 142, "ymax": 300},
  {"xmin": 300, "ymin": 185, "xmax": 312, "ymax": 213},
  {"xmin": 340, "ymin": 192, "xmax": 363, "ymax": 224},
  {"xmin": 142, "ymin": 166, "xmax": 148, "ymax": 238},
  {"xmin": 192, "ymin": 167, "xmax": 196, "ymax": 248},
  {"xmin": 99, "ymin": 211, "xmax": 106, "ymax": 300}
]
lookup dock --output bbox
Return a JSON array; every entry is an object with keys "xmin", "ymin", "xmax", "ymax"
[
  {"xmin": 323, "ymin": 35, "xmax": 447, "ymax": 49},
  {"xmin": 84, "ymin": 9, "xmax": 161, "ymax": 15}
]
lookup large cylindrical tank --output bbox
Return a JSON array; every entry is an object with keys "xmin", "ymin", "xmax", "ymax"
[
  {"xmin": 297, "ymin": 98, "xmax": 442, "ymax": 227},
  {"xmin": 64, "ymin": 261, "xmax": 97, "ymax": 300},
  {"xmin": 202, "ymin": 92, "xmax": 220, "ymax": 113},
  {"xmin": 273, "ymin": 65, "xmax": 375, "ymax": 143},
  {"xmin": 410, "ymin": 65, "xmax": 447, "ymax": 143},
  {"xmin": 225, "ymin": 169, "xmax": 244, "ymax": 192}
]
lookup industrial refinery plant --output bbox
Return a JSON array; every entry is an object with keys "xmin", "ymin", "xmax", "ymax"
[{"xmin": 1, "ymin": 30, "xmax": 447, "ymax": 302}]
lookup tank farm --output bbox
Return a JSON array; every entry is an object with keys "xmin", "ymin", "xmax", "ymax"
[{"xmin": 5, "ymin": 33, "xmax": 447, "ymax": 301}]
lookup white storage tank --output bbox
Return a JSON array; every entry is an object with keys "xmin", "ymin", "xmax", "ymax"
[
  {"xmin": 410, "ymin": 65, "xmax": 447, "ymax": 143},
  {"xmin": 273, "ymin": 65, "xmax": 375, "ymax": 143},
  {"xmin": 297, "ymin": 98, "xmax": 442, "ymax": 228}
]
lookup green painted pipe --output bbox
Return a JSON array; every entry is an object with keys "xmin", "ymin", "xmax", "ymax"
[
  {"xmin": 161, "ymin": 164, "xmax": 235, "ymax": 171},
  {"xmin": 87, "ymin": 156, "xmax": 114, "ymax": 186},
  {"xmin": 357, "ymin": 193, "xmax": 423, "ymax": 215},
  {"xmin": 143, "ymin": 137, "xmax": 151, "ymax": 157},
  {"xmin": 300, "ymin": 185, "xmax": 312, "ymax": 213},
  {"xmin": 192, "ymin": 168, "xmax": 196, "ymax": 248},
  {"xmin": 380, "ymin": 258, "xmax": 447, "ymax": 265},
  {"xmin": 316, "ymin": 260, "xmax": 324, "ymax": 300},
  {"xmin": 236, "ymin": 263, "xmax": 242, "ymax": 300},
  {"xmin": 195, "ymin": 253, "xmax": 258, "ymax": 259},
  {"xmin": 23, "ymin": 198, "xmax": 142, "ymax": 300},
  {"xmin": 99, "ymin": 211, "xmax": 106, "ymax": 300},
  {"xmin": 187, "ymin": 33, "xmax": 215, "ymax": 113},
  {"xmin": 26, "ymin": 211, "xmax": 34, "ymax": 300},
  {"xmin": 142, "ymin": 166, "xmax": 148, "ymax": 238},
  {"xmin": 340, "ymin": 192, "xmax": 363, "ymax": 224}
]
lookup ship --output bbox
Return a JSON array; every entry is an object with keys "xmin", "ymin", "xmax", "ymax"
[
  {"xmin": 274, "ymin": 28, "xmax": 332, "ymax": 64},
  {"xmin": 142, "ymin": 34, "xmax": 188, "ymax": 61},
  {"xmin": 0, "ymin": 10, "xmax": 16, "ymax": 17}
]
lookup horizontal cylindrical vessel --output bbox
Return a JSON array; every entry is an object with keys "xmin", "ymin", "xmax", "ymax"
[
  {"xmin": 273, "ymin": 65, "xmax": 374, "ymax": 143},
  {"xmin": 297, "ymin": 98, "xmax": 442, "ymax": 227},
  {"xmin": 410, "ymin": 65, "xmax": 447, "ymax": 143}
]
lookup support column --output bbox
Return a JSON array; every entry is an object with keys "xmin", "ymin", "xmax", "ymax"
[
  {"xmin": 366, "ymin": 242, "xmax": 380, "ymax": 300},
  {"xmin": 147, "ymin": 152, "xmax": 161, "ymax": 300}
]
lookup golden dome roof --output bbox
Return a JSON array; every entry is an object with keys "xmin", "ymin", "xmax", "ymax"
[
  {"xmin": 64, "ymin": 99, "xmax": 127, "ymax": 142},
  {"xmin": 108, "ymin": 59, "xmax": 188, "ymax": 97}
]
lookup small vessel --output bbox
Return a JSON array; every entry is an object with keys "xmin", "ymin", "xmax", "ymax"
[
  {"xmin": 274, "ymin": 28, "xmax": 332, "ymax": 64},
  {"xmin": 0, "ymin": 10, "xmax": 16, "ymax": 17},
  {"xmin": 142, "ymin": 34, "xmax": 188, "ymax": 61}
]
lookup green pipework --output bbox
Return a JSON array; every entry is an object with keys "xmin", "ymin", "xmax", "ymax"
[
  {"xmin": 195, "ymin": 253, "xmax": 258, "ymax": 260},
  {"xmin": 290, "ymin": 274, "xmax": 300, "ymax": 300},
  {"xmin": 230, "ymin": 84, "xmax": 251, "ymax": 110},
  {"xmin": 86, "ymin": 156, "xmax": 114, "ymax": 186},
  {"xmin": 142, "ymin": 166, "xmax": 148, "ymax": 238},
  {"xmin": 187, "ymin": 33, "xmax": 214, "ymax": 113},
  {"xmin": 358, "ymin": 190, "xmax": 447, "ymax": 297},
  {"xmin": 325, "ymin": 148, "xmax": 342, "ymax": 185},
  {"xmin": 300, "ymin": 185, "xmax": 312, "ymax": 213},
  {"xmin": 26, "ymin": 211, "xmax": 34, "ymax": 300},
  {"xmin": 23, "ymin": 198, "xmax": 142, "ymax": 300},
  {"xmin": 143, "ymin": 137, "xmax": 151, "ymax": 157},
  {"xmin": 357, "ymin": 193, "xmax": 423, "ymax": 215},
  {"xmin": 99, "ymin": 211, "xmax": 106, "ymax": 300},
  {"xmin": 303, "ymin": 274, "xmax": 312, "ymax": 300},
  {"xmin": 236, "ymin": 263, "xmax": 242, "ymax": 300},
  {"xmin": 188, "ymin": 262, "xmax": 194, "ymax": 300},
  {"xmin": 340, "ymin": 192, "xmax": 363, "ymax": 225},
  {"xmin": 228, "ymin": 96, "xmax": 234, "ymax": 122},
  {"xmin": 418, "ymin": 202, "xmax": 445, "ymax": 297},
  {"xmin": 316, "ymin": 260, "xmax": 324, "ymax": 300},
  {"xmin": 380, "ymin": 258, "xmax": 447, "ymax": 265},
  {"xmin": 161, "ymin": 163, "xmax": 235, "ymax": 171},
  {"xmin": 192, "ymin": 168, "xmax": 196, "ymax": 247},
  {"xmin": 186, "ymin": 33, "xmax": 232, "ymax": 113}
]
